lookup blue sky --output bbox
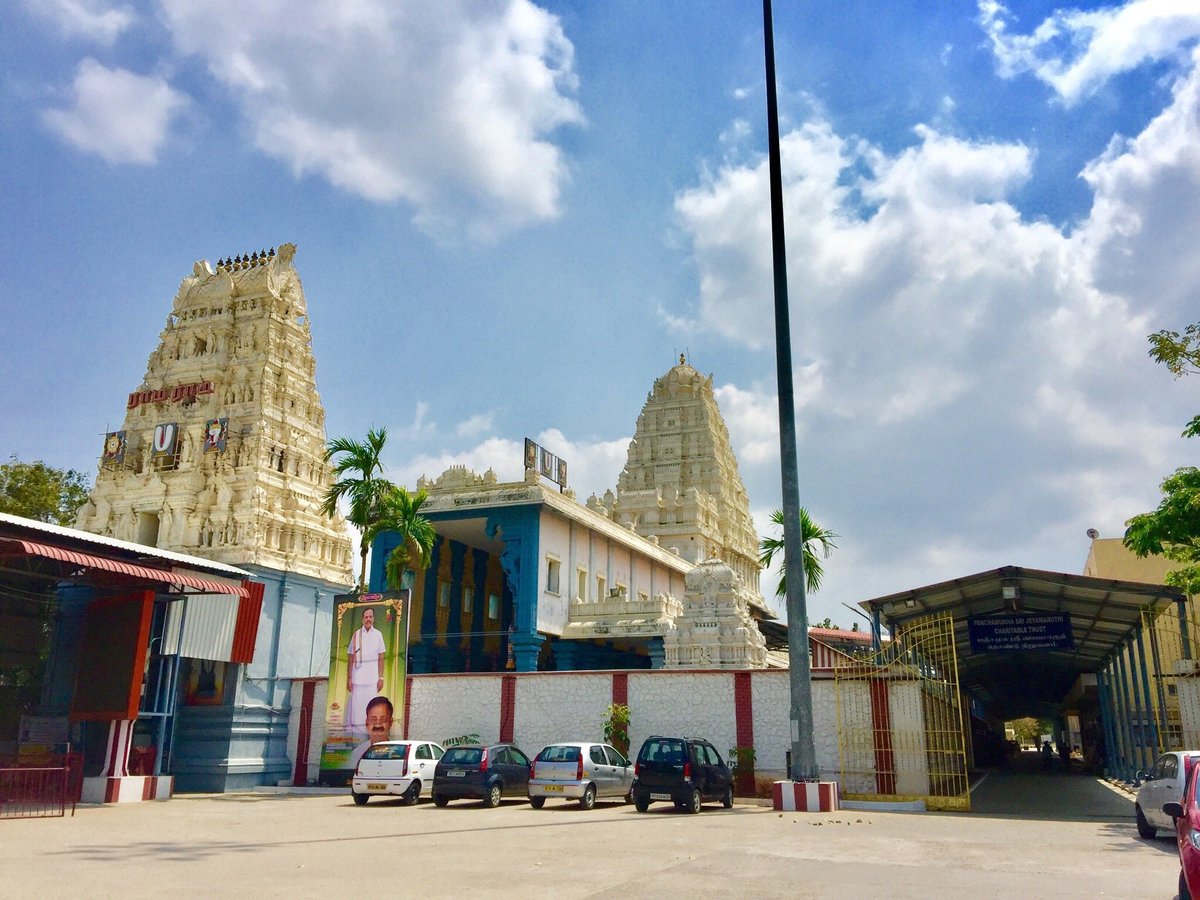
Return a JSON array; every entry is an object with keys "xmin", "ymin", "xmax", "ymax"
[{"xmin": 3, "ymin": 0, "xmax": 1198, "ymax": 626}]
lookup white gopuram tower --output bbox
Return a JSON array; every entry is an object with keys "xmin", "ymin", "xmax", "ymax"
[
  {"xmin": 75, "ymin": 243, "xmax": 353, "ymax": 791},
  {"xmin": 77, "ymin": 243, "xmax": 352, "ymax": 584},
  {"xmin": 590, "ymin": 355, "xmax": 768, "ymax": 614}
]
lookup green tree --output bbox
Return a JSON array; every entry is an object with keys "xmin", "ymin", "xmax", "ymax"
[
  {"xmin": 1009, "ymin": 717, "xmax": 1052, "ymax": 747},
  {"xmin": 0, "ymin": 455, "xmax": 90, "ymax": 525},
  {"xmin": 321, "ymin": 427, "xmax": 397, "ymax": 588},
  {"xmin": 372, "ymin": 486, "xmax": 438, "ymax": 592},
  {"xmin": 759, "ymin": 507, "xmax": 838, "ymax": 599},
  {"xmin": 1124, "ymin": 322, "xmax": 1200, "ymax": 595}
]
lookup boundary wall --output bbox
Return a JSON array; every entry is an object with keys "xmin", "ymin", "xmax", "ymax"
[{"xmin": 291, "ymin": 669, "xmax": 898, "ymax": 785}]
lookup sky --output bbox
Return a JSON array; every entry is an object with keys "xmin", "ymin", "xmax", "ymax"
[{"xmin": 2, "ymin": 0, "xmax": 1198, "ymax": 628}]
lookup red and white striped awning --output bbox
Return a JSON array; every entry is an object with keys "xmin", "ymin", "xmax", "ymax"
[{"xmin": 0, "ymin": 538, "xmax": 248, "ymax": 597}]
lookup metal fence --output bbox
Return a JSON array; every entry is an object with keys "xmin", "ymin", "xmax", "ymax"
[{"xmin": 0, "ymin": 753, "xmax": 82, "ymax": 819}]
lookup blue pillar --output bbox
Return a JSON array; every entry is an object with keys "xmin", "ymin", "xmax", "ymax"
[
  {"xmin": 1180, "ymin": 599, "xmax": 1193, "ymax": 660},
  {"xmin": 421, "ymin": 538, "xmax": 441, "ymax": 644},
  {"xmin": 1131, "ymin": 629, "xmax": 1159, "ymax": 763},
  {"xmin": 487, "ymin": 505, "xmax": 541, "ymax": 664},
  {"xmin": 510, "ymin": 633, "xmax": 544, "ymax": 672},
  {"xmin": 871, "ymin": 609, "xmax": 883, "ymax": 654},
  {"xmin": 647, "ymin": 637, "xmax": 665, "ymax": 670},
  {"xmin": 555, "ymin": 641, "xmax": 579, "ymax": 671},
  {"xmin": 469, "ymin": 548, "xmax": 489, "ymax": 670},
  {"xmin": 1114, "ymin": 647, "xmax": 1139, "ymax": 777},
  {"xmin": 1145, "ymin": 623, "xmax": 1169, "ymax": 747},
  {"xmin": 1096, "ymin": 666, "xmax": 1119, "ymax": 781}
]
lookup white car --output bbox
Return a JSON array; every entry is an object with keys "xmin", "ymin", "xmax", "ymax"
[
  {"xmin": 351, "ymin": 740, "xmax": 446, "ymax": 806},
  {"xmin": 1135, "ymin": 750, "xmax": 1200, "ymax": 838}
]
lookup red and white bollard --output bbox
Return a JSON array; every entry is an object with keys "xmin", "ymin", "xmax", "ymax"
[{"xmin": 773, "ymin": 780, "xmax": 840, "ymax": 812}]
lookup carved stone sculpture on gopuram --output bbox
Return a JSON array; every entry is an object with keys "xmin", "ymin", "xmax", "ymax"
[{"xmin": 75, "ymin": 244, "xmax": 353, "ymax": 585}]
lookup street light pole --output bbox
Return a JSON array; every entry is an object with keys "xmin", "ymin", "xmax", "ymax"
[{"xmin": 762, "ymin": 0, "xmax": 818, "ymax": 782}]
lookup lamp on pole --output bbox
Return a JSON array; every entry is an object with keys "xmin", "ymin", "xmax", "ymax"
[{"xmin": 762, "ymin": 0, "xmax": 818, "ymax": 782}]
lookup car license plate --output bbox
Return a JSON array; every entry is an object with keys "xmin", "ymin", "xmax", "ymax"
[
  {"xmin": 650, "ymin": 793, "xmax": 671, "ymax": 801},
  {"xmin": 367, "ymin": 783, "xmax": 387, "ymax": 791},
  {"xmin": 448, "ymin": 769, "xmax": 465, "ymax": 777},
  {"xmin": 544, "ymin": 785, "xmax": 563, "ymax": 792}
]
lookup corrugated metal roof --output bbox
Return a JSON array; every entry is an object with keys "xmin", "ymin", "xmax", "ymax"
[
  {"xmin": 0, "ymin": 538, "xmax": 247, "ymax": 597},
  {"xmin": 0, "ymin": 512, "xmax": 249, "ymax": 577}
]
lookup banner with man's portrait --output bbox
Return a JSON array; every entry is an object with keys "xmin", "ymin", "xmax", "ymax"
[{"xmin": 319, "ymin": 590, "xmax": 409, "ymax": 784}]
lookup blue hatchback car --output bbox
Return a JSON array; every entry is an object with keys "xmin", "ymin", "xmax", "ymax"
[{"xmin": 431, "ymin": 743, "xmax": 532, "ymax": 808}]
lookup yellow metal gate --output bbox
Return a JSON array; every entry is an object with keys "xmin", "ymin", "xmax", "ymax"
[
  {"xmin": 1138, "ymin": 604, "xmax": 1200, "ymax": 753},
  {"xmin": 833, "ymin": 612, "xmax": 970, "ymax": 811}
]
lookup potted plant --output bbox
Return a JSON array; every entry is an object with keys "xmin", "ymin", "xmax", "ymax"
[
  {"xmin": 602, "ymin": 703, "xmax": 631, "ymax": 756},
  {"xmin": 729, "ymin": 746, "xmax": 757, "ymax": 796}
]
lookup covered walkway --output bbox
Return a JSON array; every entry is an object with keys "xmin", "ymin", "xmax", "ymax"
[{"xmin": 970, "ymin": 751, "xmax": 1137, "ymax": 824}]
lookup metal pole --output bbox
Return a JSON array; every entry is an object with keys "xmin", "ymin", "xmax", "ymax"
[
  {"xmin": 1096, "ymin": 666, "xmax": 1118, "ymax": 780},
  {"xmin": 762, "ymin": 0, "xmax": 817, "ymax": 782}
]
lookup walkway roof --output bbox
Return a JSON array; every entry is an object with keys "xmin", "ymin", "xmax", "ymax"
[{"xmin": 859, "ymin": 565, "xmax": 1185, "ymax": 721}]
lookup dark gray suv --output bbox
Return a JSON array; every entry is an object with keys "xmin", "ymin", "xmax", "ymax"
[{"xmin": 632, "ymin": 735, "xmax": 733, "ymax": 813}]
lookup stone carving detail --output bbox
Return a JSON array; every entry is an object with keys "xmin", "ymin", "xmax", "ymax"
[
  {"xmin": 77, "ymin": 244, "xmax": 352, "ymax": 584},
  {"xmin": 563, "ymin": 589, "xmax": 683, "ymax": 640},
  {"xmin": 663, "ymin": 558, "xmax": 767, "ymax": 669}
]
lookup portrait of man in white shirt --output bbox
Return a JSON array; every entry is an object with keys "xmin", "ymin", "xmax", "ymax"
[{"xmin": 346, "ymin": 607, "xmax": 387, "ymax": 730}]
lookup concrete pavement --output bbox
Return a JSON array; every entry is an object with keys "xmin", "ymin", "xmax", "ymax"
[{"xmin": 0, "ymin": 773, "xmax": 1182, "ymax": 900}]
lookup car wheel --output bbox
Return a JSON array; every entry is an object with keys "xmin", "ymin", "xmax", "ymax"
[
  {"xmin": 483, "ymin": 782, "xmax": 502, "ymax": 808},
  {"xmin": 352, "ymin": 792, "xmax": 368, "ymax": 806},
  {"xmin": 624, "ymin": 787, "xmax": 634, "ymax": 805},
  {"xmin": 433, "ymin": 793, "xmax": 449, "ymax": 808},
  {"xmin": 529, "ymin": 796, "xmax": 546, "ymax": 809},
  {"xmin": 403, "ymin": 781, "xmax": 421, "ymax": 805},
  {"xmin": 688, "ymin": 788, "xmax": 702, "ymax": 814},
  {"xmin": 1182, "ymin": 869, "xmax": 1193, "ymax": 900},
  {"xmin": 580, "ymin": 784, "xmax": 597, "ymax": 810},
  {"xmin": 635, "ymin": 795, "xmax": 649, "ymax": 813},
  {"xmin": 1135, "ymin": 803, "xmax": 1156, "ymax": 838},
  {"xmin": 722, "ymin": 784, "xmax": 734, "ymax": 809}
]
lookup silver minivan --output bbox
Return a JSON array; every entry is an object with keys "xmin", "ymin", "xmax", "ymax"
[{"xmin": 527, "ymin": 742, "xmax": 634, "ymax": 809}]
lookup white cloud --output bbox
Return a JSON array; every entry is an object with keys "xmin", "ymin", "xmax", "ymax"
[
  {"xmin": 455, "ymin": 412, "xmax": 496, "ymax": 438},
  {"xmin": 157, "ymin": 0, "xmax": 583, "ymax": 239},
  {"xmin": 24, "ymin": 0, "xmax": 135, "ymax": 45},
  {"xmin": 41, "ymin": 59, "xmax": 186, "ymax": 164},
  {"xmin": 979, "ymin": 0, "xmax": 1200, "ymax": 104},
  {"xmin": 668, "ymin": 43, "xmax": 1200, "ymax": 613}
]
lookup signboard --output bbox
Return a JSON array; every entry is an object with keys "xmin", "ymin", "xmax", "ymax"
[
  {"xmin": 203, "ymin": 417, "xmax": 228, "ymax": 453},
  {"xmin": 524, "ymin": 438, "xmax": 567, "ymax": 490},
  {"xmin": 102, "ymin": 431, "xmax": 126, "ymax": 465},
  {"xmin": 128, "ymin": 380, "xmax": 215, "ymax": 410},
  {"xmin": 968, "ymin": 614, "xmax": 1074, "ymax": 652},
  {"xmin": 319, "ymin": 590, "xmax": 410, "ymax": 784},
  {"xmin": 152, "ymin": 422, "xmax": 178, "ymax": 459}
]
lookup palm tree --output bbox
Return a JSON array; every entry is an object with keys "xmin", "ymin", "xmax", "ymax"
[
  {"xmin": 758, "ymin": 507, "xmax": 838, "ymax": 599},
  {"xmin": 321, "ymin": 427, "xmax": 394, "ymax": 588},
  {"xmin": 371, "ymin": 486, "xmax": 438, "ymax": 591}
]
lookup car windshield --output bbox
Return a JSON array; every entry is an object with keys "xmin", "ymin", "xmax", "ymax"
[
  {"xmin": 537, "ymin": 745, "xmax": 581, "ymax": 763},
  {"xmin": 364, "ymin": 744, "xmax": 408, "ymax": 761},
  {"xmin": 640, "ymin": 739, "xmax": 685, "ymax": 765},
  {"xmin": 442, "ymin": 747, "xmax": 483, "ymax": 765}
]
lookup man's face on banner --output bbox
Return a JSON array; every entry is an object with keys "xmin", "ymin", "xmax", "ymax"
[
  {"xmin": 365, "ymin": 700, "xmax": 392, "ymax": 743},
  {"xmin": 362, "ymin": 608, "xmax": 375, "ymax": 631}
]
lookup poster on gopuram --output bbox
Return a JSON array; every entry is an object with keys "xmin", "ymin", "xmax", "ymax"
[{"xmin": 320, "ymin": 590, "xmax": 409, "ymax": 784}]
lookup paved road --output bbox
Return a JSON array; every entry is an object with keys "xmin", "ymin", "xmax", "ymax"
[{"xmin": 0, "ymin": 779, "xmax": 1181, "ymax": 899}]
